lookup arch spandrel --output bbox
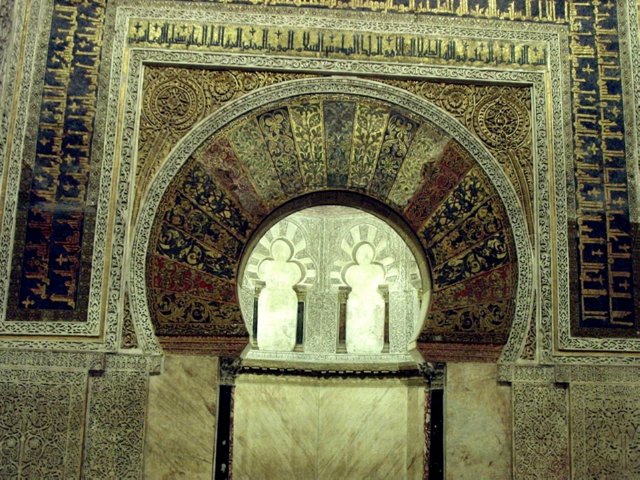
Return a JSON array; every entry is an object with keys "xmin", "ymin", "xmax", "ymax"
[{"xmin": 131, "ymin": 78, "xmax": 532, "ymax": 361}]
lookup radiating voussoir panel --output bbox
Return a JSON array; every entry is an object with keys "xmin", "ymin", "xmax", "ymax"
[{"xmin": 146, "ymin": 92, "xmax": 518, "ymax": 353}]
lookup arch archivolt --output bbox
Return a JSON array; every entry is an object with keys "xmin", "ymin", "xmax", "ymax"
[{"xmin": 129, "ymin": 77, "xmax": 534, "ymax": 363}]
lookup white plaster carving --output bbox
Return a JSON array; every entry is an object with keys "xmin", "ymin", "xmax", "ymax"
[
  {"xmin": 256, "ymin": 239, "xmax": 303, "ymax": 352},
  {"xmin": 83, "ymin": 368, "xmax": 149, "ymax": 479},
  {"xmin": 240, "ymin": 206, "xmax": 425, "ymax": 366},
  {"xmin": 512, "ymin": 382, "xmax": 570, "ymax": 478},
  {"xmin": 344, "ymin": 242, "xmax": 386, "ymax": 354}
]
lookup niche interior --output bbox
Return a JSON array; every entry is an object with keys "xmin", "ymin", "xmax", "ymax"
[{"xmin": 239, "ymin": 204, "xmax": 430, "ymax": 368}]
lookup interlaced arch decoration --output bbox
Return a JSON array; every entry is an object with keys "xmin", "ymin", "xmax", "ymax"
[
  {"xmin": 129, "ymin": 77, "xmax": 533, "ymax": 363},
  {"xmin": 242, "ymin": 218, "xmax": 316, "ymax": 292},
  {"xmin": 331, "ymin": 223, "xmax": 399, "ymax": 289}
]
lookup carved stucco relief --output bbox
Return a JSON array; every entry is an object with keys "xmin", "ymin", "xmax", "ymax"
[
  {"xmin": 571, "ymin": 383, "xmax": 640, "ymax": 478},
  {"xmin": 240, "ymin": 206, "xmax": 423, "ymax": 366},
  {"xmin": 0, "ymin": 351, "xmax": 153, "ymax": 480},
  {"xmin": 512, "ymin": 381, "xmax": 570, "ymax": 479},
  {"xmin": 82, "ymin": 363, "xmax": 149, "ymax": 479},
  {"xmin": 0, "ymin": 369, "xmax": 86, "ymax": 478}
]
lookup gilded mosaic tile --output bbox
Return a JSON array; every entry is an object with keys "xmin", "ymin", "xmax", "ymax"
[
  {"xmin": 195, "ymin": 137, "xmax": 268, "ymax": 223},
  {"xmin": 155, "ymin": 224, "xmax": 236, "ymax": 280},
  {"xmin": 387, "ymin": 122, "xmax": 448, "ymax": 208},
  {"xmin": 8, "ymin": 0, "xmax": 636, "ymax": 353},
  {"xmin": 137, "ymin": 67, "xmax": 310, "ymax": 207},
  {"xmin": 404, "ymin": 141, "xmax": 475, "ymax": 230},
  {"xmin": 132, "ymin": 67, "xmax": 530, "ymax": 347},
  {"xmin": 127, "ymin": 20, "xmax": 549, "ymax": 68},
  {"xmin": 160, "ymin": 193, "xmax": 243, "ymax": 259},
  {"xmin": 227, "ymin": 119, "xmax": 287, "ymax": 208},
  {"xmin": 369, "ymin": 110, "xmax": 420, "ymax": 200},
  {"xmin": 180, "ymin": 162, "xmax": 252, "ymax": 239},
  {"xmin": 426, "ymin": 198, "xmax": 507, "ymax": 266},
  {"xmin": 8, "ymin": 0, "xmax": 106, "ymax": 321},
  {"xmin": 257, "ymin": 108, "xmax": 304, "ymax": 196},
  {"xmin": 324, "ymin": 101, "xmax": 356, "ymax": 188},
  {"xmin": 349, "ymin": 103, "xmax": 388, "ymax": 190},
  {"xmin": 151, "ymin": 292, "xmax": 245, "ymax": 337},
  {"xmin": 422, "ymin": 300, "xmax": 513, "ymax": 343},
  {"xmin": 420, "ymin": 166, "xmax": 494, "ymax": 246},
  {"xmin": 430, "ymin": 232, "xmax": 511, "ymax": 288},
  {"xmin": 429, "ymin": 263, "xmax": 515, "ymax": 311},
  {"xmin": 149, "ymin": 255, "xmax": 238, "ymax": 303},
  {"xmin": 171, "ymin": 0, "xmax": 567, "ymax": 22},
  {"xmin": 383, "ymin": 79, "xmax": 534, "ymax": 230},
  {"xmin": 565, "ymin": 0, "xmax": 637, "ymax": 336},
  {"xmin": 289, "ymin": 101, "xmax": 327, "ymax": 189}
]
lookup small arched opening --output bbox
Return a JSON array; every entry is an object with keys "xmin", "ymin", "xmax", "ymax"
[{"xmin": 237, "ymin": 193, "xmax": 431, "ymax": 369}]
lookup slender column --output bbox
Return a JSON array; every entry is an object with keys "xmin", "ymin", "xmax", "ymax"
[
  {"xmin": 379, "ymin": 284, "xmax": 390, "ymax": 352},
  {"xmin": 423, "ymin": 385, "xmax": 432, "ymax": 480},
  {"xmin": 418, "ymin": 362, "xmax": 445, "ymax": 480},
  {"xmin": 214, "ymin": 358, "xmax": 242, "ymax": 480},
  {"xmin": 337, "ymin": 286, "xmax": 351, "ymax": 353},
  {"xmin": 293, "ymin": 285, "xmax": 307, "ymax": 350},
  {"xmin": 251, "ymin": 281, "xmax": 265, "ymax": 348}
]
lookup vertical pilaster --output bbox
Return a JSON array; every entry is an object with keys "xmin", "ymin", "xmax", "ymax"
[
  {"xmin": 215, "ymin": 357, "xmax": 242, "ymax": 479},
  {"xmin": 82, "ymin": 356, "xmax": 150, "ymax": 479}
]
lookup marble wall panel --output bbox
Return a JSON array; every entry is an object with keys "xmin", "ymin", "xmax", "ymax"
[
  {"xmin": 234, "ymin": 375, "xmax": 318, "ymax": 479},
  {"xmin": 406, "ymin": 379, "xmax": 427, "ymax": 478},
  {"xmin": 233, "ymin": 374, "xmax": 425, "ymax": 479},
  {"xmin": 317, "ymin": 380, "xmax": 407, "ymax": 478},
  {"xmin": 144, "ymin": 355, "xmax": 219, "ymax": 479},
  {"xmin": 444, "ymin": 363, "xmax": 511, "ymax": 480}
]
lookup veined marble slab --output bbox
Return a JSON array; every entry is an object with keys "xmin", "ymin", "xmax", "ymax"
[
  {"xmin": 233, "ymin": 374, "xmax": 425, "ymax": 479},
  {"xmin": 144, "ymin": 355, "xmax": 218, "ymax": 479},
  {"xmin": 445, "ymin": 363, "xmax": 511, "ymax": 480}
]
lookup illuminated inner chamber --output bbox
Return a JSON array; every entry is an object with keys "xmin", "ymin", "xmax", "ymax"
[{"xmin": 239, "ymin": 205, "xmax": 430, "ymax": 367}]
